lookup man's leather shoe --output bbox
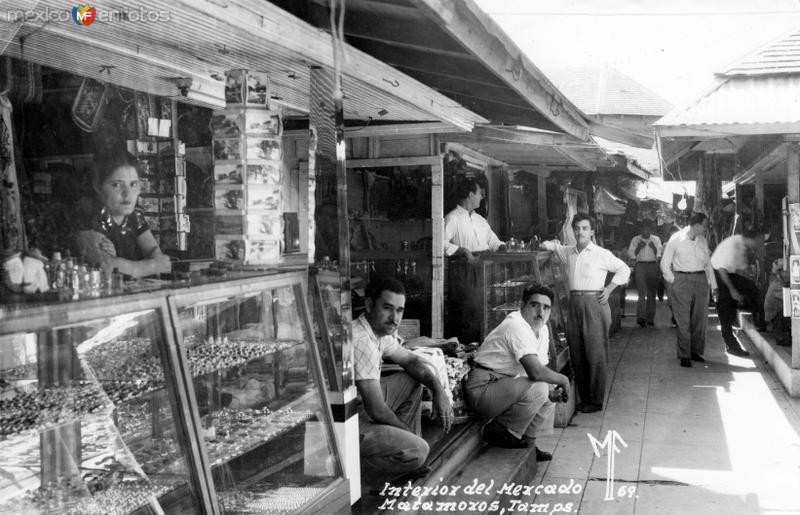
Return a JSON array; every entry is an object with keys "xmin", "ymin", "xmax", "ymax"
[
  {"xmin": 637, "ymin": 319, "xmax": 646, "ymax": 328},
  {"xmin": 690, "ymin": 353, "xmax": 705, "ymax": 362},
  {"xmin": 646, "ymin": 321, "xmax": 655, "ymax": 327},
  {"xmin": 726, "ymin": 345, "xmax": 750, "ymax": 357},
  {"xmin": 535, "ymin": 447, "xmax": 553, "ymax": 462},
  {"xmin": 680, "ymin": 358, "xmax": 692, "ymax": 367},
  {"xmin": 389, "ymin": 466, "xmax": 432, "ymax": 485},
  {"xmin": 483, "ymin": 422, "xmax": 528, "ymax": 449},
  {"xmin": 580, "ymin": 404, "xmax": 602, "ymax": 413}
]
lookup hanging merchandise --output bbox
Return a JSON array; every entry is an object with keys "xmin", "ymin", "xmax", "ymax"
[
  {"xmin": 593, "ymin": 186, "xmax": 627, "ymax": 216},
  {"xmin": 71, "ymin": 78, "xmax": 109, "ymax": 132},
  {"xmin": 0, "ymin": 95, "xmax": 24, "ymax": 253}
]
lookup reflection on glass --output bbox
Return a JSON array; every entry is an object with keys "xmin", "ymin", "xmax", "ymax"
[
  {"xmin": 0, "ymin": 310, "xmax": 199, "ymax": 514},
  {"xmin": 176, "ymin": 286, "xmax": 341, "ymax": 514}
]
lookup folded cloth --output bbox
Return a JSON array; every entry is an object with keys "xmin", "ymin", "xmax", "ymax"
[{"xmin": 411, "ymin": 347, "xmax": 453, "ymax": 405}]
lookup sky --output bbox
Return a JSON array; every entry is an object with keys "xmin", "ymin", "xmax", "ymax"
[{"xmin": 473, "ymin": 0, "xmax": 800, "ymax": 108}]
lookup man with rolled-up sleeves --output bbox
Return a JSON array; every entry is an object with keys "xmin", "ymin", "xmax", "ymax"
[{"xmin": 540, "ymin": 214, "xmax": 630, "ymax": 413}]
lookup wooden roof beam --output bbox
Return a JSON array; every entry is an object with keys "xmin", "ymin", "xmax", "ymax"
[
  {"xmin": 174, "ymin": 0, "xmax": 487, "ymax": 130},
  {"xmin": 554, "ymin": 146, "xmax": 598, "ymax": 171},
  {"xmin": 731, "ymin": 140, "xmax": 787, "ymax": 185},
  {"xmin": 587, "ymin": 119, "xmax": 654, "ymax": 149},
  {"xmin": 410, "ymin": 0, "xmax": 589, "ymax": 140}
]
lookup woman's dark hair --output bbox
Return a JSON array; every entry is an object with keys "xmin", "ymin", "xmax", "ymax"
[
  {"xmin": 571, "ymin": 213, "xmax": 595, "ymax": 231},
  {"xmin": 521, "ymin": 283, "xmax": 554, "ymax": 305},
  {"xmin": 92, "ymin": 149, "xmax": 141, "ymax": 191},
  {"xmin": 364, "ymin": 277, "xmax": 406, "ymax": 303},
  {"xmin": 688, "ymin": 211, "xmax": 707, "ymax": 227}
]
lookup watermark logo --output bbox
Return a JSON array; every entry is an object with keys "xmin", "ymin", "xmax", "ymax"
[
  {"xmin": 72, "ymin": 4, "xmax": 96, "ymax": 25},
  {"xmin": 588, "ymin": 430, "xmax": 629, "ymax": 500}
]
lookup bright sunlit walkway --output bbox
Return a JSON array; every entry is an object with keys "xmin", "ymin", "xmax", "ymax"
[{"xmin": 533, "ymin": 294, "xmax": 800, "ymax": 514}]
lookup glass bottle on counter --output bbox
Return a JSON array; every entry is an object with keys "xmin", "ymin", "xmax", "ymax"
[{"xmin": 111, "ymin": 267, "xmax": 124, "ymax": 293}]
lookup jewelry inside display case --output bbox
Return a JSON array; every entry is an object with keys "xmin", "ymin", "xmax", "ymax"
[
  {"xmin": 0, "ymin": 299, "xmax": 205, "ymax": 514},
  {"xmin": 0, "ymin": 271, "xmax": 349, "ymax": 514},
  {"xmin": 169, "ymin": 275, "xmax": 346, "ymax": 514}
]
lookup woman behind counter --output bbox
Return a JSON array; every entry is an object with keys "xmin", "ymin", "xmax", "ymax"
[{"xmin": 75, "ymin": 150, "xmax": 171, "ymax": 279}]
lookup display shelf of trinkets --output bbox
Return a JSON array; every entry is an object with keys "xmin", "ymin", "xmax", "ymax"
[
  {"xmin": 203, "ymin": 401, "xmax": 315, "ymax": 468},
  {"xmin": 218, "ymin": 485, "xmax": 326, "ymax": 515},
  {"xmin": 0, "ymin": 272, "xmax": 349, "ymax": 514},
  {"xmin": 0, "ymin": 471, "xmax": 186, "ymax": 515},
  {"xmin": 0, "ymin": 380, "xmax": 115, "ymax": 437}
]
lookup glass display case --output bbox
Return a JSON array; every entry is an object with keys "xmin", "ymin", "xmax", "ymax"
[
  {"xmin": 308, "ymin": 268, "xmax": 354, "ymax": 393},
  {"xmin": 0, "ymin": 271, "xmax": 349, "ymax": 515},
  {"xmin": 169, "ymin": 275, "xmax": 346, "ymax": 514},
  {"xmin": 0, "ymin": 295, "xmax": 208, "ymax": 514},
  {"xmin": 481, "ymin": 251, "xmax": 571, "ymax": 372}
]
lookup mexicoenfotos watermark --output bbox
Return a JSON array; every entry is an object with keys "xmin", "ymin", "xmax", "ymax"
[{"xmin": 4, "ymin": 5, "xmax": 172, "ymax": 25}]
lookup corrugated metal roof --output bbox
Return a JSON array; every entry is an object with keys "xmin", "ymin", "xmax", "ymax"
[
  {"xmin": 542, "ymin": 64, "xmax": 672, "ymax": 117},
  {"xmin": 0, "ymin": 0, "xmax": 486, "ymax": 129},
  {"xmin": 655, "ymin": 75, "xmax": 800, "ymax": 137},
  {"xmin": 722, "ymin": 27, "xmax": 800, "ymax": 76},
  {"xmin": 592, "ymin": 136, "xmax": 660, "ymax": 175}
]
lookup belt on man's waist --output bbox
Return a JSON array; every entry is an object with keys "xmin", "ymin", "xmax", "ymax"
[
  {"xmin": 570, "ymin": 290, "xmax": 602, "ymax": 296},
  {"xmin": 473, "ymin": 362, "xmax": 512, "ymax": 377},
  {"xmin": 474, "ymin": 362, "xmax": 494, "ymax": 372},
  {"xmin": 675, "ymin": 271, "xmax": 705, "ymax": 274},
  {"xmin": 637, "ymin": 261, "xmax": 657, "ymax": 264}
]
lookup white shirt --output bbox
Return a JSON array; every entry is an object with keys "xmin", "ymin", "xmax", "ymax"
[
  {"xmin": 710, "ymin": 235, "xmax": 748, "ymax": 273},
  {"xmin": 540, "ymin": 241, "xmax": 631, "ymax": 291},
  {"xmin": 443, "ymin": 205, "xmax": 503, "ymax": 256},
  {"xmin": 628, "ymin": 234, "xmax": 662, "ymax": 262},
  {"xmin": 474, "ymin": 311, "xmax": 549, "ymax": 377},
  {"xmin": 660, "ymin": 227, "xmax": 717, "ymax": 289}
]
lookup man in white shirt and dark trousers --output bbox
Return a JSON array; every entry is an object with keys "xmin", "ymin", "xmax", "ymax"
[
  {"xmin": 540, "ymin": 214, "xmax": 630, "ymax": 413},
  {"xmin": 710, "ymin": 231, "xmax": 765, "ymax": 357},
  {"xmin": 660, "ymin": 212, "xmax": 718, "ymax": 367},
  {"xmin": 443, "ymin": 178, "xmax": 506, "ymax": 343},
  {"xmin": 628, "ymin": 220, "xmax": 662, "ymax": 327},
  {"xmin": 465, "ymin": 283, "xmax": 570, "ymax": 459}
]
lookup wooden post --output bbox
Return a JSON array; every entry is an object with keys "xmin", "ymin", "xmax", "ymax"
[
  {"xmin": 309, "ymin": 67, "xmax": 359, "ymax": 502},
  {"xmin": 696, "ymin": 152, "xmax": 724, "ymax": 248},
  {"xmin": 787, "ymin": 142, "xmax": 800, "ymax": 371},
  {"xmin": 431, "ymin": 157, "xmax": 444, "ymax": 338},
  {"xmin": 537, "ymin": 171, "xmax": 548, "ymax": 236}
]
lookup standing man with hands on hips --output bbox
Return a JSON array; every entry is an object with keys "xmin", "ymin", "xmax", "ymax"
[
  {"xmin": 540, "ymin": 214, "xmax": 630, "ymax": 413},
  {"xmin": 660, "ymin": 212, "xmax": 718, "ymax": 367}
]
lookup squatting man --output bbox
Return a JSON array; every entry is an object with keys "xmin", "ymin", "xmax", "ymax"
[
  {"xmin": 352, "ymin": 277, "xmax": 454, "ymax": 485},
  {"xmin": 466, "ymin": 283, "xmax": 570, "ymax": 458}
]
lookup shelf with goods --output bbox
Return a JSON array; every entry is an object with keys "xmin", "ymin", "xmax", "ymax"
[
  {"xmin": 0, "ymin": 271, "xmax": 348, "ymax": 514},
  {"xmin": 0, "ymin": 297, "xmax": 205, "ymax": 514},
  {"xmin": 167, "ymin": 273, "xmax": 347, "ymax": 514}
]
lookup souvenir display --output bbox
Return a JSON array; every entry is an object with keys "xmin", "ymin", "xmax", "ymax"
[
  {"xmin": 215, "ymin": 163, "xmax": 245, "ymax": 184},
  {"xmin": 246, "ymin": 162, "xmax": 281, "ymax": 185},
  {"xmin": 213, "ymin": 73, "xmax": 283, "ymax": 265},
  {"xmin": 214, "ymin": 186, "xmax": 245, "ymax": 211},
  {"xmin": 0, "ymin": 273, "xmax": 347, "ymax": 514},
  {"xmin": 210, "ymin": 111, "xmax": 244, "ymax": 138}
]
